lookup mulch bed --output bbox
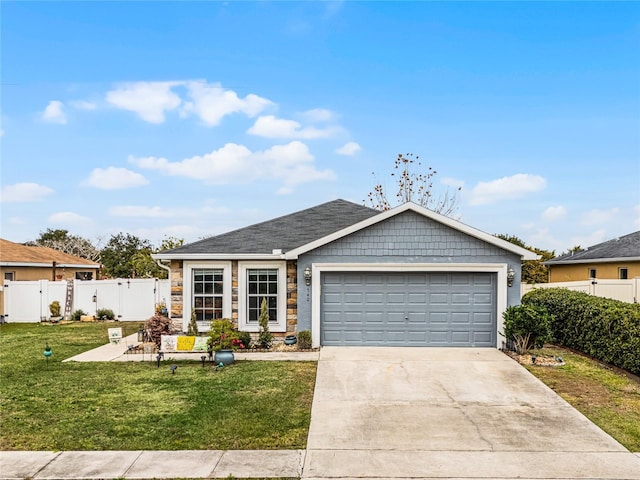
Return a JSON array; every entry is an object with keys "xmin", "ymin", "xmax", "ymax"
[{"xmin": 503, "ymin": 350, "xmax": 566, "ymax": 367}]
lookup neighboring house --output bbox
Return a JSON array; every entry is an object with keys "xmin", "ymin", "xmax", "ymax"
[
  {"xmin": 544, "ymin": 231, "xmax": 640, "ymax": 282},
  {"xmin": 0, "ymin": 238, "xmax": 101, "ymax": 314},
  {"xmin": 153, "ymin": 199, "xmax": 537, "ymax": 348}
]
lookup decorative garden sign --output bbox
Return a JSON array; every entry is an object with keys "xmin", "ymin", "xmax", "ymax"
[
  {"xmin": 160, "ymin": 335, "xmax": 208, "ymax": 352},
  {"xmin": 108, "ymin": 328, "xmax": 123, "ymax": 344}
]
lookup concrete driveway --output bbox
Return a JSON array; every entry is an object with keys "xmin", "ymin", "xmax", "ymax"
[{"xmin": 303, "ymin": 347, "xmax": 640, "ymax": 479}]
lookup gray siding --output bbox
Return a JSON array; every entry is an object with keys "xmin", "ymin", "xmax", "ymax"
[{"xmin": 296, "ymin": 211, "xmax": 522, "ymax": 332}]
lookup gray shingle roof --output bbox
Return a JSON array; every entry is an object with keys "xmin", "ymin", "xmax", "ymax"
[
  {"xmin": 545, "ymin": 230, "xmax": 640, "ymax": 264},
  {"xmin": 164, "ymin": 199, "xmax": 379, "ymax": 255}
]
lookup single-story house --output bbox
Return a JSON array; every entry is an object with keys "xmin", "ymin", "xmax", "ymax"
[
  {"xmin": 153, "ymin": 199, "xmax": 537, "ymax": 348},
  {"xmin": 0, "ymin": 238, "xmax": 101, "ymax": 314},
  {"xmin": 544, "ymin": 230, "xmax": 640, "ymax": 282}
]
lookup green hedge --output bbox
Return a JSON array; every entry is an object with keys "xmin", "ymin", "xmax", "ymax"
[{"xmin": 522, "ymin": 288, "xmax": 640, "ymax": 375}]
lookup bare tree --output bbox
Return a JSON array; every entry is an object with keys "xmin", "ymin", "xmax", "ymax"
[
  {"xmin": 366, "ymin": 153, "xmax": 461, "ymax": 216},
  {"xmin": 29, "ymin": 229, "xmax": 103, "ymax": 262}
]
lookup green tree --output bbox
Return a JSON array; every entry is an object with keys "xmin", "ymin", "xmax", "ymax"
[
  {"xmin": 257, "ymin": 298, "xmax": 273, "ymax": 349},
  {"xmin": 100, "ymin": 233, "xmax": 152, "ymax": 278},
  {"xmin": 366, "ymin": 153, "xmax": 461, "ymax": 216},
  {"xmin": 496, "ymin": 234, "xmax": 555, "ymax": 284},
  {"xmin": 102, "ymin": 234, "xmax": 185, "ymax": 279}
]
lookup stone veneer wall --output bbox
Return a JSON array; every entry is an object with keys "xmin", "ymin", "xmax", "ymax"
[
  {"xmin": 286, "ymin": 260, "xmax": 297, "ymax": 335},
  {"xmin": 169, "ymin": 259, "xmax": 298, "ymax": 336},
  {"xmin": 169, "ymin": 260, "xmax": 184, "ymax": 331}
]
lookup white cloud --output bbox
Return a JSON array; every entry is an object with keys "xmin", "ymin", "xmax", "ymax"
[
  {"xmin": 182, "ymin": 80, "xmax": 273, "ymax": 126},
  {"xmin": 247, "ymin": 115, "xmax": 340, "ymax": 139},
  {"xmin": 106, "ymin": 81, "xmax": 182, "ymax": 123},
  {"xmin": 84, "ymin": 167, "xmax": 149, "ymax": 190},
  {"xmin": 335, "ymin": 142, "xmax": 362, "ymax": 156},
  {"xmin": 130, "ymin": 140, "xmax": 335, "ymax": 192},
  {"xmin": 48, "ymin": 211, "xmax": 92, "ymax": 226},
  {"xmin": 580, "ymin": 207, "xmax": 619, "ymax": 226},
  {"xmin": 0, "ymin": 183, "xmax": 54, "ymax": 202},
  {"xmin": 634, "ymin": 204, "xmax": 640, "ymax": 229},
  {"xmin": 109, "ymin": 205, "xmax": 181, "ymax": 218},
  {"xmin": 469, "ymin": 173, "xmax": 547, "ymax": 205},
  {"xmin": 105, "ymin": 80, "xmax": 273, "ymax": 126},
  {"xmin": 41, "ymin": 100, "xmax": 67, "ymax": 124},
  {"xmin": 70, "ymin": 100, "xmax": 97, "ymax": 110},
  {"xmin": 542, "ymin": 205, "xmax": 567, "ymax": 222},
  {"xmin": 301, "ymin": 108, "xmax": 335, "ymax": 123}
]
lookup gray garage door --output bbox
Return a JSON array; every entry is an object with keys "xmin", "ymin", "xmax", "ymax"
[{"xmin": 321, "ymin": 271, "xmax": 497, "ymax": 347}]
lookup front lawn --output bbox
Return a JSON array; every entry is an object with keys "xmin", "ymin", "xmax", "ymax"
[
  {"xmin": 523, "ymin": 346, "xmax": 640, "ymax": 451},
  {"xmin": 0, "ymin": 323, "xmax": 316, "ymax": 450}
]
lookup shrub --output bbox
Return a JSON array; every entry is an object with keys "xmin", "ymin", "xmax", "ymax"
[
  {"xmin": 502, "ymin": 304, "xmax": 551, "ymax": 354},
  {"xmin": 257, "ymin": 298, "xmax": 273, "ymax": 349},
  {"xmin": 70, "ymin": 309, "xmax": 86, "ymax": 321},
  {"xmin": 297, "ymin": 330, "xmax": 312, "ymax": 350},
  {"xmin": 237, "ymin": 331, "xmax": 252, "ymax": 349},
  {"xmin": 96, "ymin": 308, "xmax": 115, "ymax": 320},
  {"xmin": 49, "ymin": 301, "xmax": 61, "ymax": 317},
  {"xmin": 207, "ymin": 319, "xmax": 239, "ymax": 351},
  {"xmin": 143, "ymin": 314, "xmax": 175, "ymax": 347},
  {"xmin": 522, "ymin": 288, "xmax": 640, "ymax": 375}
]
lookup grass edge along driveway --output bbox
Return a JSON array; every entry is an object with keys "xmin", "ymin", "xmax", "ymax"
[
  {"xmin": 522, "ymin": 345, "xmax": 640, "ymax": 452},
  {"xmin": 0, "ymin": 323, "xmax": 317, "ymax": 451}
]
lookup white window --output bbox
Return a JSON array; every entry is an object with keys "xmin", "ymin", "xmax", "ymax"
[
  {"xmin": 192, "ymin": 268, "xmax": 224, "ymax": 321},
  {"xmin": 183, "ymin": 262, "xmax": 231, "ymax": 331},
  {"xmin": 238, "ymin": 261, "xmax": 287, "ymax": 332}
]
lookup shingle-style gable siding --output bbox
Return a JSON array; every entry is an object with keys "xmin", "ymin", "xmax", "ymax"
[
  {"xmin": 296, "ymin": 210, "xmax": 521, "ymax": 332},
  {"xmin": 304, "ymin": 211, "xmax": 509, "ymax": 260}
]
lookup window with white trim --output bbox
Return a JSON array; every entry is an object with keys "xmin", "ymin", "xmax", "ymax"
[
  {"xmin": 193, "ymin": 268, "xmax": 224, "ymax": 321},
  {"xmin": 238, "ymin": 261, "xmax": 287, "ymax": 332},
  {"xmin": 247, "ymin": 268, "xmax": 278, "ymax": 323},
  {"xmin": 183, "ymin": 261, "xmax": 232, "ymax": 331}
]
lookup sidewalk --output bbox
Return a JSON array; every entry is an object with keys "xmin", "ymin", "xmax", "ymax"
[{"xmin": 0, "ymin": 449, "xmax": 304, "ymax": 479}]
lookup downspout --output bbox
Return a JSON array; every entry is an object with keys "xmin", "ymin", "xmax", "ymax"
[
  {"xmin": 156, "ymin": 259, "xmax": 171, "ymax": 276},
  {"xmin": 156, "ymin": 259, "xmax": 172, "ymax": 317}
]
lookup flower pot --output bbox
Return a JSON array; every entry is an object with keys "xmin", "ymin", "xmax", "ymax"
[{"xmin": 214, "ymin": 349, "xmax": 235, "ymax": 365}]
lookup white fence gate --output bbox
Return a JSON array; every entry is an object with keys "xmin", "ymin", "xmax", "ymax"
[
  {"xmin": 521, "ymin": 278, "xmax": 640, "ymax": 304},
  {"xmin": 3, "ymin": 278, "xmax": 170, "ymax": 322}
]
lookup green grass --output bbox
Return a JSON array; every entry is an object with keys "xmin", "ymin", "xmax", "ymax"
[
  {"xmin": 0, "ymin": 323, "xmax": 316, "ymax": 451},
  {"xmin": 524, "ymin": 345, "xmax": 640, "ymax": 451}
]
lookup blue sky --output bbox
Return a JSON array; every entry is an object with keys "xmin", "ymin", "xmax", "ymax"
[{"xmin": 2, "ymin": 1, "xmax": 639, "ymax": 254}]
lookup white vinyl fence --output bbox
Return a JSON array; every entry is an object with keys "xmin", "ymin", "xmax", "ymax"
[
  {"xmin": 521, "ymin": 278, "xmax": 640, "ymax": 304},
  {"xmin": 2, "ymin": 278, "xmax": 170, "ymax": 323}
]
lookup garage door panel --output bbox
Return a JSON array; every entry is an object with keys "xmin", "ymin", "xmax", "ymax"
[
  {"xmin": 321, "ymin": 272, "xmax": 496, "ymax": 347},
  {"xmin": 451, "ymin": 293, "xmax": 471, "ymax": 304},
  {"xmin": 429, "ymin": 312, "xmax": 449, "ymax": 324},
  {"xmin": 451, "ymin": 312, "xmax": 471, "ymax": 324},
  {"xmin": 429, "ymin": 293, "xmax": 449, "ymax": 304},
  {"xmin": 473, "ymin": 293, "xmax": 492, "ymax": 305},
  {"xmin": 344, "ymin": 292, "xmax": 363, "ymax": 304},
  {"xmin": 473, "ymin": 314, "xmax": 493, "ymax": 327},
  {"xmin": 386, "ymin": 293, "xmax": 406, "ymax": 303}
]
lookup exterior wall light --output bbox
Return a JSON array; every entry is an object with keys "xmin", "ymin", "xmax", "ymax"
[
  {"xmin": 304, "ymin": 266, "xmax": 312, "ymax": 286},
  {"xmin": 507, "ymin": 266, "xmax": 516, "ymax": 287}
]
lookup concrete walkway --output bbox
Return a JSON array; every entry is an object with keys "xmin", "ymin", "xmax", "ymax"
[{"xmin": 63, "ymin": 333, "xmax": 320, "ymax": 362}]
